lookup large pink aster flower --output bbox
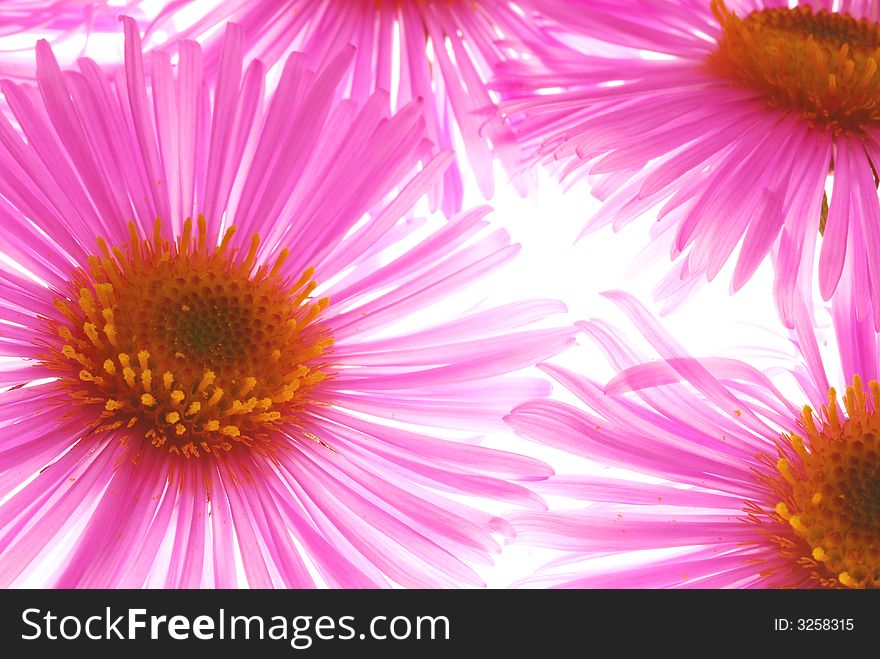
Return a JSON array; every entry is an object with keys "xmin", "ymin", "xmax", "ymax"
[
  {"xmin": 499, "ymin": 0, "xmax": 880, "ymax": 329},
  {"xmin": 507, "ymin": 290, "xmax": 880, "ymax": 588},
  {"xmin": 143, "ymin": 0, "xmax": 563, "ymax": 217},
  {"xmin": 0, "ymin": 19, "xmax": 574, "ymax": 588}
]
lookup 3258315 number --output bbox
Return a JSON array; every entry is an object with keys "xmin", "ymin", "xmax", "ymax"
[{"xmin": 797, "ymin": 619, "xmax": 854, "ymax": 631}]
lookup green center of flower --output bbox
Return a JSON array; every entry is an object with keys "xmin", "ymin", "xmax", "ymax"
[
  {"xmin": 708, "ymin": 0, "xmax": 880, "ymax": 134},
  {"xmin": 42, "ymin": 217, "xmax": 333, "ymax": 459}
]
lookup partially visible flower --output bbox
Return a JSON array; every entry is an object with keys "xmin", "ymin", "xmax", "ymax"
[
  {"xmin": 0, "ymin": 1, "xmax": 137, "ymax": 78},
  {"xmin": 498, "ymin": 0, "xmax": 880, "ymax": 328},
  {"xmin": 0, "ymin": 20, "xmax": 573, "ymax": 588},
  {"xmin": 506, "ymin": 291, "xmax": 880, "ymax": 588},
  {"xmin": 143, "ymin": 0, "xmax": 565, "ymax": 216}
]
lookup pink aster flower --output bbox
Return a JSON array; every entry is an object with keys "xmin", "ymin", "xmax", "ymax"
[
  {"xmin": 142, "ymin": 0, "xmax": 563, "ymax": 217},
  {"xmin": 506, "ymin": 290, "xmax": 880, "ymax": 588},
  {"xmin": 0, "ymin": 19, "xmax": 574, "ymax": 588},
  {"xmin": 499, "ymin": 0, "xmax": 880, "ymax": 329}
]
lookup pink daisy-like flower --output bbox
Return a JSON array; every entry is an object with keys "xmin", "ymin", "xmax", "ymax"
[
  {"xmin": 143, "ymin": 0, "xmax": 563, "ymax": 217},
  {"xmin": 506, "ymin": 290, "xmax": 880, "ymax": 588},
  {"xmin": 499, "ymin": 0, "xmax": 880, "ymax": 328},
  {"xmin": 0, "ymin": 19, "xmax": 575, "ymax": 588}
]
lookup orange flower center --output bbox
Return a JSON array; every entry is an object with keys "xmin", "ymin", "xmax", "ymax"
[
  {"xmin": 773, "ymin": 377, "xmax": 880, "ymax": 588},
  {"xmin": 707, "ymin": 0, "xmax": 880, "ymax": 134},
  {"xmin": 43, "ymin": 217, "xmax": 333, "ymax": 459}
]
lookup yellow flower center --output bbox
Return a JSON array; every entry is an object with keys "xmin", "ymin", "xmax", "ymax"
[
  {"xmin": 773, "ymin": 376, "xmax": 880, "ymax": 588},
  {"xmin": 708, "ymin": 0, "xmax": 880, "ymax": 134},
  {"xmin": 43, "ymin": 217, "xmax": 332, "ymax": 459}
]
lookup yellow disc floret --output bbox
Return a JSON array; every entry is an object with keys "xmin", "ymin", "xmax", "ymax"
[
  {"xmin": 773, "ymin": 376, "xmax": 880, "ymax": 588},
  {"xmin": 42, "ymin": 216, "xmax": 333, "ymax": 459},
  {"xmin": 708, "ymin": 0, "xmax": 880, "ymax": 134}
]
